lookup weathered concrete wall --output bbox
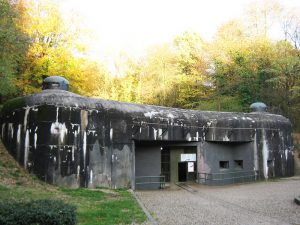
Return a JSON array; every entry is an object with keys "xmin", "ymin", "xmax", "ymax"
[
  {"xmin": 0, "ymin": 88, "xmax": 295, "ymax": 188},
  {"xmin": 135, "ymin": 145, "xmax": 161, "ymax": 189},
  {"xmin": 201, "ymin": 142, "xmax": 253, "ymax": 173},
  {"xmin": 199, "ymin": 142, "xmax": 254, "ymax": 185}
]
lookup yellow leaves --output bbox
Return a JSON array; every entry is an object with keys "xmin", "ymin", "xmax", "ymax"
[
  {"xmin": 14, "ymin": 0, "xmax": 99, "ymax": 97},
  {"xmin": 107, "ymin": 32, "xmax": 214, "ymax": 108},
  {"xmin": 21, "ymin": 0, "xmax": 62, "ymax": 38}
]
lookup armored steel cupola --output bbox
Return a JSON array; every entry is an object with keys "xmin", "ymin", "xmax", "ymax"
[
  {"xmin": 250, "ymin": 102, "xmax": 267, "ymax": 112},
  {"xmin": 42, "ymin": 76, "xmax": 69, "ymax": 91}
]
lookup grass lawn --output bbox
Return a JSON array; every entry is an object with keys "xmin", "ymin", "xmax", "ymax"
[{"xmin": 0, "ymin": 141, "xmax": 146, "ymax": 225}]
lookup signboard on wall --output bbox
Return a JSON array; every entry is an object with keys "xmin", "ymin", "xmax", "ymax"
[
  {"xmin": 188, "ymin": 162, "xmax": 194, "ymax": 172},
  {"xmin": 180, "ymin": 154, "xmax": 196, "ymax": 162}
]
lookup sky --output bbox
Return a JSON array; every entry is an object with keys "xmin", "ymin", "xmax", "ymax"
[{"xmin": 60, "ymin": 0, "xmax": 300, "ymax": 62}]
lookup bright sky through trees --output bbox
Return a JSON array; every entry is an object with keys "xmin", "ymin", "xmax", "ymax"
[
  {"xmin": 2, "ymin": 0, "xmax": 300, "ymax": 130},
  {"xmin": 60, "ymin": 0, "xmax": 300, "ymax": 60}
]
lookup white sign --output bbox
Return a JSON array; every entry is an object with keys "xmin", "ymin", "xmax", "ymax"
[
  {"xmin": 188, "ymin": 162, "xmax": 194, "ymax": 172},
  {"xmin": 180, "ymin": 154, "xmax": 196, "ymax": 162}
]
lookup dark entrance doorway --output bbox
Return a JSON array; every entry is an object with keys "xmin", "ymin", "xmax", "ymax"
[
  {"xmin": 178, "ymin": 162, "xmax": 187, "ymax": 182},
  {"xmin": 134, "ymin": 141, "xmax": 198, "ymax": 189}
]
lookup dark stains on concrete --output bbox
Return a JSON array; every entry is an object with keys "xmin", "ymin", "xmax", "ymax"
[{"xmin": 0, "ymin": 88, "xmax": 294, "ymax": 189}]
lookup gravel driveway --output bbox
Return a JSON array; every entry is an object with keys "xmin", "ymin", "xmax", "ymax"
[{"xmin": 134, "ymin": 177, "xmax": 300, "ymax": 225}]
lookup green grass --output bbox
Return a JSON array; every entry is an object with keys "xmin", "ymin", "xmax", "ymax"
[
  {"xmin": 0, "ymin": 182, "xmax": 146, "ymax": 225},
  {"xmin": 0, "ymin": 141, "xmax": 146, "ymax": 225},
  {"xmin": 69, "ymin": 189, "xmax": 146, "ymax": 225}
]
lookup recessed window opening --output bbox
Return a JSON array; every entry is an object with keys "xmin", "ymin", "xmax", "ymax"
[
  {"xmin": 219, "ymin": 161, "xmax": 229, "ymax": 169},
  {"xmin": 234, "ymin": 160, "xmax": 243, "ymax": 169}
]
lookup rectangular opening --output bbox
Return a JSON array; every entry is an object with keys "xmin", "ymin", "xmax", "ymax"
[
  {"xmin": 178, "ymin": 162, "xmax": 187, "ymax": 182},
  {"xmin": 219, "ymin": 161, "xmax": 229, "ymax": 169},
  {"xmin": 234, "ymin": 160, "xmax": 243, "ymax": 169}
]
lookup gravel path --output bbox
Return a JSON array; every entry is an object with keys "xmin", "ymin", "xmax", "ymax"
[{"xmin": 135, "ymin": 177, "xmax": 300, "ymax": 225}]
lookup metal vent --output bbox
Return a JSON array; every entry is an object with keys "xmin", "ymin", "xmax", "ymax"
[
  {"xmin": 42, "ymin": 76, "xmax": 69, "ymax": 91},
  {"xmin": 250, "ymin": 102, "xmax": 267, "ymax": 112}
]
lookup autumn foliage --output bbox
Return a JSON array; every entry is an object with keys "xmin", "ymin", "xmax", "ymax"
[{"xmin": 1, "ymin": 0, "xmax": 300, "ymax": 130}]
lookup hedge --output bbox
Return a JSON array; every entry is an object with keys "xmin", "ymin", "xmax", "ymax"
[{"xmin": 0, "ymin": 199, "xmax": 76, "ymax": 225}]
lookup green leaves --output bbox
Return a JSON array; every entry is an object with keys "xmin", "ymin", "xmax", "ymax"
[
  {"xmin": 0, "ymin": 199, "xmax": 76, "ymax": 225},
  {"xmin": 1, "ymin": 0, "xmax": 300, "ymax": 132},
  {"xmin": 0, "ymin": 0, "xmax": 28, "ymax": 99}
]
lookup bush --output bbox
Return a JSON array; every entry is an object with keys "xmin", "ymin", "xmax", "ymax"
[{"xmin": 0, "ymin": 199, "xmax": 76, "ymax": 225}]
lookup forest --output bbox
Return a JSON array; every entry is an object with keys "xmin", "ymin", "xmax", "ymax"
[{"xmin": 1, "ymin": 0, "xmax": 300, "ymax": 130}]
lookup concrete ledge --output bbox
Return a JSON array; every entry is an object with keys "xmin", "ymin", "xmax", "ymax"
[{"xmin": 294, "ymin": 195, "xmax": 300, "ymax": 205}]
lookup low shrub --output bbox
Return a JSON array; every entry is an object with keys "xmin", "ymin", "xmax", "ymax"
[{"xmin": 0, "ymin": 199, "xmax": 76, "ymax": 225}]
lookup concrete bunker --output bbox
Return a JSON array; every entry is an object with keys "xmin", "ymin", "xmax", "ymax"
[{"xmin": 0, "ymin": 76, "xmax": 294, "ymax": 190}]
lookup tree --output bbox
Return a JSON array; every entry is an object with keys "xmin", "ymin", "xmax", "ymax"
[
  {"xmin": 173, "ymin": 32, "xmax": 213, "ymax": 108},
  {"xmin": 266, "ymin": 41, "xmax": 300, "ymax": 117},
  {"xmin": 143, "ymin": 44, "xmax": 179, "ymax": 106},
  {"xmin": 281, "ymin": 8, "xmax": 300, "ymax": 53},
  {"xmin": 245, "ymin": 0, "xmax": 283, "ymax": 37},
  {"xmin": 116, "ymin": 56, "xmax": 142, "ymax": 103},
  {"xmin": 14, "ymin": 0, "xmax": 106, "ymax": 96},
  {"xmin": 209, "ymin": 20, "xmax": 250, "ymax": 111},
  {"xmin": 110, "ymin": 32, "xmax": 213, "ymax": 109},
  {"xmin": 210, "ymin": 20, "xmax": 282, "ymax": 111},
  {"xmin": 0, "ymin": 0, "xmax": 28, "ymax": 103}
]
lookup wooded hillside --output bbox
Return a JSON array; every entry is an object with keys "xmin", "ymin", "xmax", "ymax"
[{"xmin": 1, "ymin": 0, "xmax": 300, "ymax": 130}]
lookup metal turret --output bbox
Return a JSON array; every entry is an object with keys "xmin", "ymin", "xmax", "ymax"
[
  {"xmin": 250, "ymin": 102, "xmax": 267, "ymax": 112},
  {"xmin": 42, "ymin": 76, "xmax": 69, "ymax": 91}
]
